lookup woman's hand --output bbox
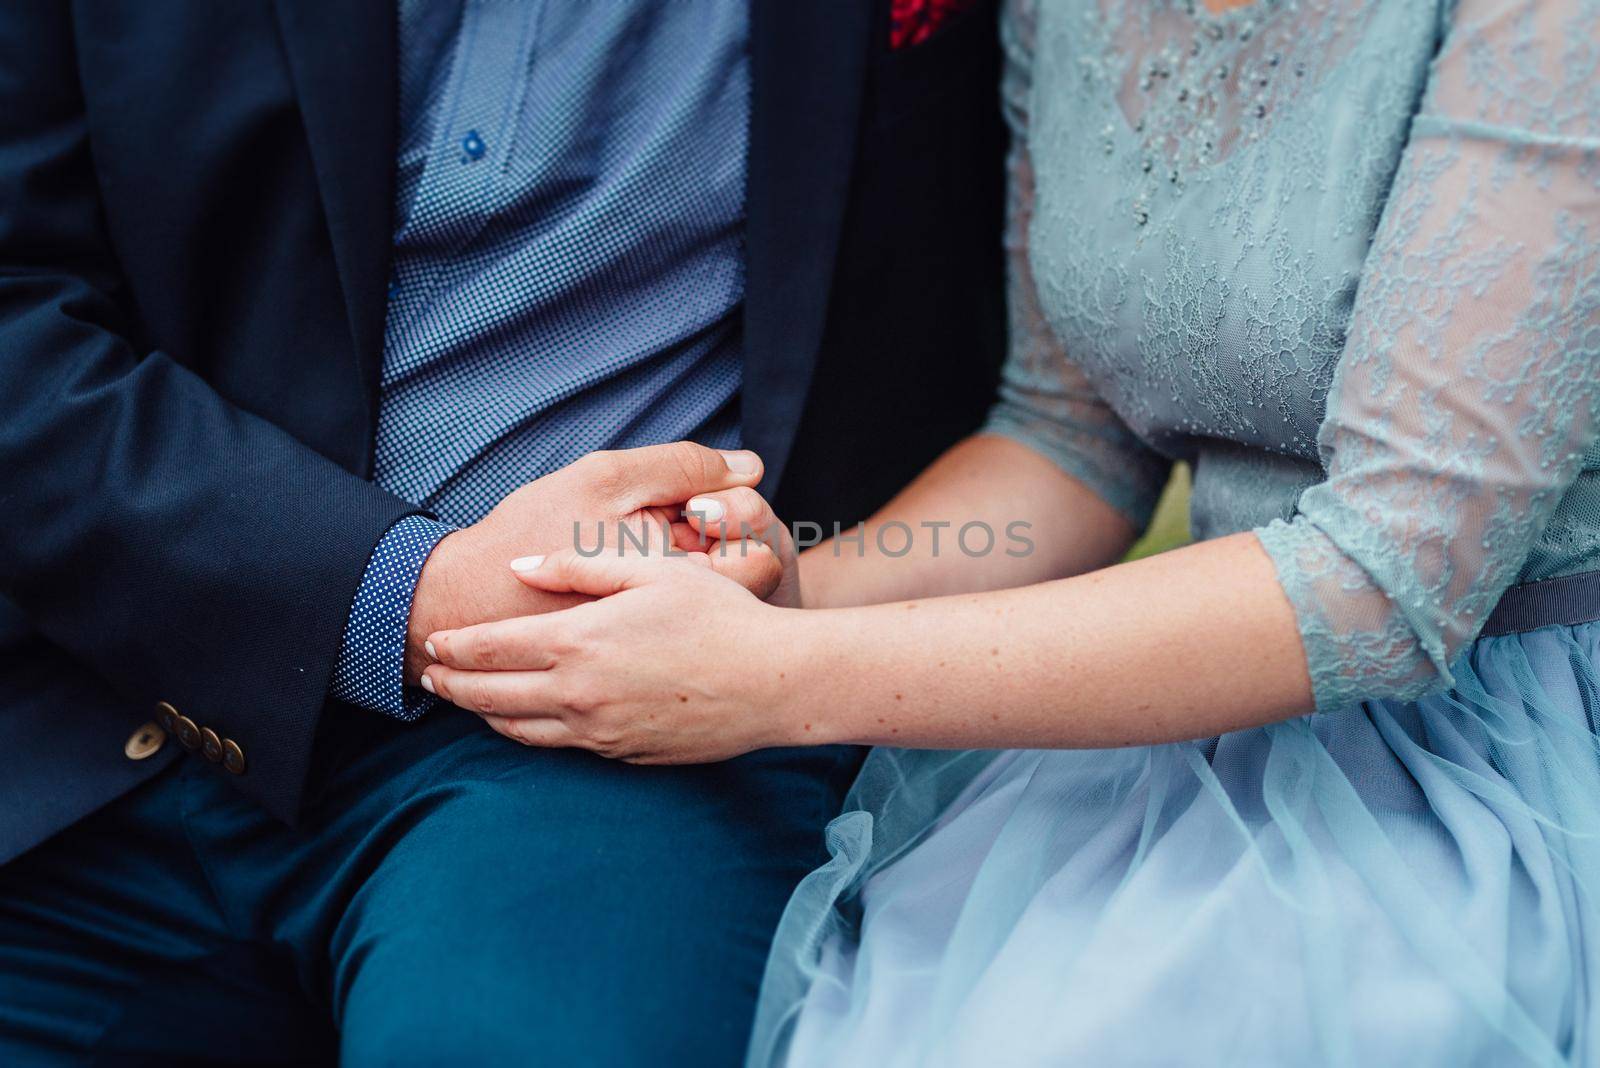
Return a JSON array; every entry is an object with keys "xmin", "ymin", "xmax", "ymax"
[
  {"xmin": 420, "ymin": 549, "xmax": 809, "ymax": 763},
  {"xmin": 680, "ymin": 486, "xmax": 801, "ymax": 608},
  {"xmin": 401, "ymin": 442, "xmax": 779, "ymax": 683}
]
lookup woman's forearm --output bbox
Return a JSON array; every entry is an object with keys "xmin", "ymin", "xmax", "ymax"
[
  {"xmin": 784, "ymin": 531, "xmax": 1313, "ymax": 749},
  {"xmin": 800, "ymin": 433, "xmax": 1141, "ymax": 609}
]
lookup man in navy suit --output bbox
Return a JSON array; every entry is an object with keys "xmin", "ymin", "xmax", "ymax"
[{"xmin": 0, "ymin": 1, "xmax": 1004, "ymax": 1062}]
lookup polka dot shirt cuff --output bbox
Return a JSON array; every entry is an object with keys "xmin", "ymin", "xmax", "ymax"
[{"xmin": 331, "ymin": 514, "xmax": 455, "ymax": 721}]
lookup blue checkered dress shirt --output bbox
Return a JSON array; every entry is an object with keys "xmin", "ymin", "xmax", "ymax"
[{"xmin": 331, "ymin": 0, "xmax": 749, "ymax": 719}]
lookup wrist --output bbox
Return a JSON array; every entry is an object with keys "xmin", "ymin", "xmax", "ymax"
[
  {"xmin": 796, "ymin": 548, "xmax": 841, "ymax": 610},
  {"xmin": 405, "ymin": 527, "xmax": 471, "ymax": 684},
  {"xmin": 762, "ymin": 607, "xmax": 848, "ymax": 746}
]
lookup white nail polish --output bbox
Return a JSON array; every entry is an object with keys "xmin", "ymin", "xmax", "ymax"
[
  {"xmin": 510, "ymin": 555, "xmax": 546, "ymax": 572},
  {"xmin": 687, "ymin": 496, "xmax": 725, "ymax": 521},
  {"xmin": 420, "ymin": 675, "xmax": 436, "ymax": 694},
  {"xmin": 424, "ymin": 640, "xmax": 437, "ymax": 660}
]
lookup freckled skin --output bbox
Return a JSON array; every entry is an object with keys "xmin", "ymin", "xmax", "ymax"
[
  {"xmin": 764, "ymin": 528, "xmax": 1308, "ymax": 751},
  {"xmin": 433, "ymin": 439, "xmax": 1310, "ymax": 760}
]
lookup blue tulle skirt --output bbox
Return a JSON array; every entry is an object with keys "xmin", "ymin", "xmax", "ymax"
[{"xmin": 750, "ymin": 621, "xmax": 1600, "ymax": 1067}]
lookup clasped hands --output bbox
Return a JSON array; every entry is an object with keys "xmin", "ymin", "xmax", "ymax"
[{"xmin": 406, "ymin": 442, "xmax": 808, "ymax": 763}]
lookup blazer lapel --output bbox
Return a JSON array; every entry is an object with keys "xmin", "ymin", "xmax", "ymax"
[
  {"xmin": 273, "ymin": 0, "xmax": 398, "ymax": 464},
  {"xmin": 743, "ymin": 1, "xmax": 874, "ymax": 496}
]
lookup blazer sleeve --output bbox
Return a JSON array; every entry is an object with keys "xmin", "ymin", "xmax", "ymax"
[{"xmin": 0, "ymin": 5, "xmax": 422, "ymax": 819}]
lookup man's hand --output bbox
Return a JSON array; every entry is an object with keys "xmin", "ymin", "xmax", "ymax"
[{"xmin": 403, "ymin": 442, "xmax": 774, "ymax": 684}]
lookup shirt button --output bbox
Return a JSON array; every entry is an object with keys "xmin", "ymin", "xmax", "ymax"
[
  {"xmin": 124, "ymin": 722, "xmax": 167, "ymax": 761},
  {"xmin": 460, "ymin": 129, "xmax": 486, "ymax": 162}
]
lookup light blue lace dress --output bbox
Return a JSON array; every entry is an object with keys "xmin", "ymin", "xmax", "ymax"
[{"xmin": 751, "ymin": 1, "xmax": 1600, "ymax": 1064}]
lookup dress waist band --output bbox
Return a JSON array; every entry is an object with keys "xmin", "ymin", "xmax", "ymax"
[{"xmin": 1481, "ymin": 570, "xmax": 1600, "ymax": 636}]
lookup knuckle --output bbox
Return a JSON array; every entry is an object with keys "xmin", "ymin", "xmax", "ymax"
[
  {"xmin": 579, "ymin": 450, "xmax": 627, "ymax": 498},
  {"xmin": 667, "ymin": 440, "xmax": 712, "ymax": 490},
  {"xmin": 727, "ymin": 485, "xmax": 766, "ymax": 518},
  {"xmin": 543, "ymin": 552, "xmax": 572, "ymax": 582},
  {"xmin": 468, "ymin": 634, "xmax": 498, "ymax": 669},
  {"xmin": 585, "ymin": 724, "xmax": 627, "ymax": 758},
  {"xmin": 560, "ymin": 619, "xmax": 593, "ymax": 652},
  {"xmin": 466, "ymin": 680, "xmax": 496, "ymax": 714},
  {"xmin": 544, "ymin": 627, "xmax": 576, "ymax": 661},
  {"xmin": 565, "ymin": 685, "xmax": 603, "ymax": 717}
]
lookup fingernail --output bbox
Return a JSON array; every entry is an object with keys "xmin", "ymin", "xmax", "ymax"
[
  {"xmin": 420, "ymin": 674, "xmax": 436, "ymax": 694},
  {"xmin": 686, "ymin": 496, "xmax": 725, "ymax": 521},
  {"xmin": 510, "ymin": 555, "xmax": 546, "ymax": 572},
  {"xmin": 720, "ymin": 450, "xmax": 758, "ymax": 475},
  {"xmin": 424, "ymin": 640, "xmax": 437, "ymax": 660}
]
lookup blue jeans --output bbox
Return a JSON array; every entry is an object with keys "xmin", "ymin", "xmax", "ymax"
[{"xmin": 0, "ymin": 705, "xmax": 856, "ymax": 1065}]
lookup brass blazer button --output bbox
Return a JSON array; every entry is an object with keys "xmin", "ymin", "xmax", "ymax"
[
  {"xmin": 124, "ymin": 722, "xmax": 167, "ymax": 761},
  {"xmin": 174, "ymin": 714, "xmax": 201, "ymax": 751},
  {"xmin": 155, "ymin": 701, "xmax": 179, "ymax": 734},
  {"xmin": 199, "ymin": 727, "xmax": 224, "ymax": 763},
  {"xmin": 222, "ymin": 738, "xmax": 247, "ymax": 775}
]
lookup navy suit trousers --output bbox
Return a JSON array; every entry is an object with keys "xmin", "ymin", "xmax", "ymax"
[{"xmin": 0, "ymin": 707, "xmax": 857, "ymax": 1065}]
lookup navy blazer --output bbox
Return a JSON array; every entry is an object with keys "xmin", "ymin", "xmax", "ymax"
[{"xmin": 0, "ymin": 0, "xmax": 1006, "ymax": 864}]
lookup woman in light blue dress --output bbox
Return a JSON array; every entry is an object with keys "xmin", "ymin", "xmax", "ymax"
[{"xmin": 417, "ymin": 0, "xmax": 1600, "ymax": 1062}]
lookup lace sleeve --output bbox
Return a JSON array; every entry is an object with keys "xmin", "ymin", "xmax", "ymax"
[
  {"xmin": 983, "ymin": 0, "xmax": 1172, "ymax": 529},
  {"xmin": 1254, "ymin": 0, "xmax": 1600, "ymax": 710}
]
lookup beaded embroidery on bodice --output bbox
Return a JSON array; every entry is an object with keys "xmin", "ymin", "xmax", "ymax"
[
  {"xmin": 987, "ymin": 0, "xmax": 1600, "ymax": 708},
  {"xmin": 1102, "ymin": 1, "xmax": 1360, "ymax": 224}
]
